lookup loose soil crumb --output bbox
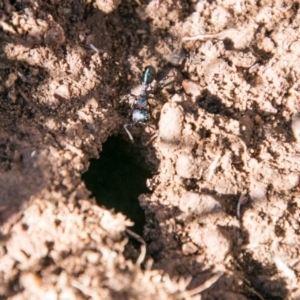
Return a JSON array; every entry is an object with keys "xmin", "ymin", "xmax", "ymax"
[{"xmin": 1, "ymin": 0, "xmax": 300, "ymax": 299}]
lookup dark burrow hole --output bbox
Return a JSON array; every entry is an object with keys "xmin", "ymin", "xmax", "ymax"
[{"xmin": 82, "ymin": 135, "xmax": 152, "ymax": 236}]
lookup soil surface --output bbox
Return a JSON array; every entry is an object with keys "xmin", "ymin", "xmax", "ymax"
[{"xmin": 1, "ymin": 0, "xmax": 300, "ymax": 299}]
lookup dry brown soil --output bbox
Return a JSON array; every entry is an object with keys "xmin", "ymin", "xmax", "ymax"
[{"xmin": 1, "ymin": 0, "xmax": 300, "ymax": 299}]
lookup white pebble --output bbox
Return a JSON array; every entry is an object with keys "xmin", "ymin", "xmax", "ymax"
[
  {"xmin": 54, "ymin": 84, "xmax": 70, "ymax": 99},
  {"xmin": 182, "ymin": 79, "xmax": 202, "ymax": 99},
  {"xmin": 159, "ymin": 103, "xmax": 183, "ymax": 144},
  {"xmin": 179, "ymin": 192, "xmax": 221, "ymax": 215}
]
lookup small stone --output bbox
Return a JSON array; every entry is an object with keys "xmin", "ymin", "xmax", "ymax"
[
  {"xmin": 5, "ymin": 73, "xmax": 18, "ymax": 88},
  {"xmin": 94, "ymin": 0, "xmax": 121, "ymax": 13},
  {"xmin": 79, "ymin": 34, "xmax": 85, "ymax": 42},
  {"xmin": 86, "ymin": 251, "xmax": 101, "ymax": 264},
  {"xmin": 170, "ymin": 93, "xmax": 183, "ymax": 103},
  {"xmin": 54, "ymin": 84, "xmax": 71, "ymax": 99},
  {"xmin": 182, "ymin": 80, "xmax": 202, "ymax": 98},
  {"xmin": 182, "ymin": 242, "xmax": 198, "ymax": 255},
  {"xmin": 86, "ymin": 97, "xmax": 98, "ymax": 108},
  {"xmin": 159, "ymin": 103, "xmax": 184, "ymax": 144},
  {"xmin": 44, "ymin": 23, "xmax": 65, "ymax": 46},
  {"xmin": 179, "ymin": 192, "xmax": 221, "ymax": 215},
  {"xmin": 254, "ymin": 114, "xmax": 262, "ymax": 124},
  {"xmin": 64, "ymin": 151, "xmax": 73, "ymax": 160}
]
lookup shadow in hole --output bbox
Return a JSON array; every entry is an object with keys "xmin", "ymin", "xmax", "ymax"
[{"xmin": 82, "ymin": 135, "xmax": 152, "ymax": 236}]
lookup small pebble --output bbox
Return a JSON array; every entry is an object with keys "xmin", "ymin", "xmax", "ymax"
[
  {"xmin": 54, "ymin": 84, "xmax": 71, "ymax": 99},
  {"xmin": 179, "ymin": 192, "xmax": 221, "ymax": 215},
  {"xmin": 44, "ymin": 23, "xmax": 65, "ymax": 46},
  {"xmin": 182, "ymin": 242, "xmax": 198, "ymax": 255},
  {"xmin": 94, "ymin": 0, "xmax": 121, "ymax": 13},
  {"xmin": 254, "ymin": 114, "xmax": 262, "ymax": 124},
  {"xmin": 159, "ymin": 103, "xmax": 183, "ymax": 144},
  {"xmin": 86, "ymin": 251, "xmax": 101, "ymax": 264},
  {"xmin": 5, "ymin": 73, "xmax": 18, "ymax": 88},
  {"xmin": 182, "ymin": 79, "xmax": 202, "ymax": 99}
]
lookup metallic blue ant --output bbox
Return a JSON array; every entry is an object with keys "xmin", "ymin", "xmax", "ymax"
[{"xmin": 124, "ymin": 66, "xmax": 155, "ymax": 141}]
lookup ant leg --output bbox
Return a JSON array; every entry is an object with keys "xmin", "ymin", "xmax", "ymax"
[
  {"xmin": 145, "ymin": 131, "xmax": 158, "ymax": 146},
  {"xmin": 124, "ymin": 123, "xmax": 134, "ymax": 142},
  {"xmin": 147, "ymin": 123, "xmax": 156, "ymax": 131},
  {"xmin": 144, "ymin": 122, "xmax": 158, "ymax": 145}
]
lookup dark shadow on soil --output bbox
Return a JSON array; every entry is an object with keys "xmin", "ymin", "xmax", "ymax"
[{"xmin": 82, "ymin": 135, "xmax": 152, "ymax": 236}]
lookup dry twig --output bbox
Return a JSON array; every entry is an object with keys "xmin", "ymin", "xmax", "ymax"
[
  {"xmin": 126, "ymin": 229, "xmax": 146, "ymax": 266},
  {"xmin": 187, "ymin": 272, "xmax": 223, "ymax": 296}
]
